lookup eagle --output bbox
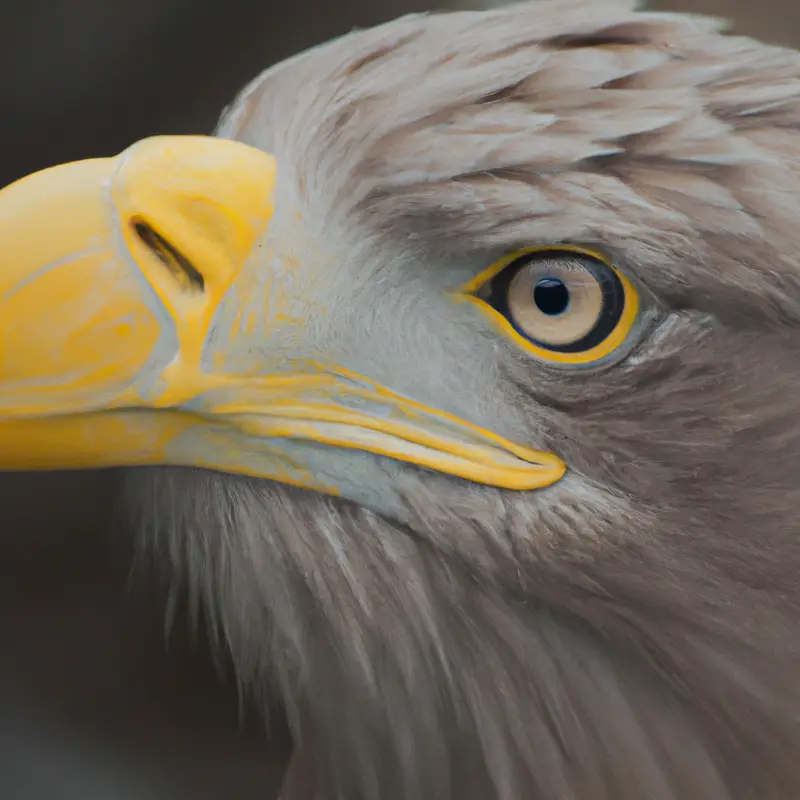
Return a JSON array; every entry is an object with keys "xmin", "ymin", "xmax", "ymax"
[{"xmin": 2, "ymin": 1, "xmax": 800, "ymax": 798}]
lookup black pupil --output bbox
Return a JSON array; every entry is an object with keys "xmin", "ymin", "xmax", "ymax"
[{"xmin": 533, "ymin": 277, "xmax": 570, "ymax": 316}]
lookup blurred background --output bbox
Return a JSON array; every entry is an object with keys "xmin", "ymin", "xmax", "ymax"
[{"xmin": 0, "ymin": 0, "xmax": 798, "ymax": 798}]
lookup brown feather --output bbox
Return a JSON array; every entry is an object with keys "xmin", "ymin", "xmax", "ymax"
[{"xmin": 128, "ymin": 2, "xmax": 800, "ymax": 797}]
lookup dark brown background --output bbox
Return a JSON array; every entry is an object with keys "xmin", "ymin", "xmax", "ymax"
[{"xmin": 0, "ymin": 1, "xmax": 797, "ymax": 798}]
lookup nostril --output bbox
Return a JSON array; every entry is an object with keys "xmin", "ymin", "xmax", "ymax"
[{"xmin": 131, "ymin": 219, "xmax": 205, "ymax": 293}]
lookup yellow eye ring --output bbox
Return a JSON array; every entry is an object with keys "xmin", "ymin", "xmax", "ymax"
[{"xmin": 456, "ymin": 245, "xmax": 639, "ymax": 366}]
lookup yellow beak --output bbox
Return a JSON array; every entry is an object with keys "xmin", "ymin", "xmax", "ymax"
[{"xmin": 0, "ymin": 135, "xmax": 565, "ymax": 494}]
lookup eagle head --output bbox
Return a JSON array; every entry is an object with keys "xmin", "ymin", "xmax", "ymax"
[{"xmin": 2, "ymin": 1, "xmax": 800, "ymax": 798}]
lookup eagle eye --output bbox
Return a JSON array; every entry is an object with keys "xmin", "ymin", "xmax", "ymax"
[{"xmin": 466, "ymin": 247, "xmax": 640, "ymax": 366}]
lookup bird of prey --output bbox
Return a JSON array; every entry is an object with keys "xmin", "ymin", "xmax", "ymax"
[{"xmin": 2, "ymin": 0, "xmax": 800, "ymax": 798}]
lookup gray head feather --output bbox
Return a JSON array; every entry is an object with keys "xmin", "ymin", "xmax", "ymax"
[{"xmin": 128, "ymin": 2, "xmax": 800, "ymax": 798}]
